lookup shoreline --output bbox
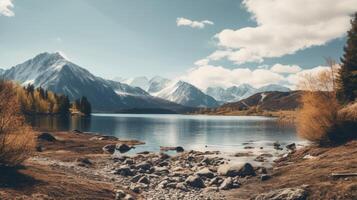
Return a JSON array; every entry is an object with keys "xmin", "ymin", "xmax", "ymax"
[{"xmin": 0, "ymin": 131, "xmax": 355, "ymax": 199}]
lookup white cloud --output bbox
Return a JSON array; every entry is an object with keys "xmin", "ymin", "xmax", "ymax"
[
  {"xmin": 179, "ymin": 65, "xmax": 285, "ymax": 90},
  {"xmin": 179, "ymin": 64, "xmax": 336, "ymax": 90},
  {"xmin": 209, "ymin": 0, "xmax": 357, "ymax": 64},
  {"xmin": 194, "ymin": 58, "xmax": 209, "ymax": 66},
  {"xmin": 176, "ymin": 17, "xmax": 214, "ymax": 29},
  {"xmin": 0, "ymin": 0, "xmax": 14, "ymax": 17},
  {"xmin": 270, "ymin": 64, "xmax": 302, "ymax": 74}
]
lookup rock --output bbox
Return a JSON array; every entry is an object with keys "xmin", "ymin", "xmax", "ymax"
[
  {"xmin": 76, "ymin": 157, "xmax": 92, "ymax": 166},
  {"xmin": 159, "ymin": 153, "xmax": 170, "ymax": 160},
  {"xmin": 131, "ymin": 174, "xmax": 143, "ymax": 183},
  {"xmin": 195, "ymin": 168, "xmax": 215, "ymax": 178},
  {"xmin": 72, "ymin": 129, "xmax": 82, "ymax": 133},
  {"xmin": 130, "ymin": 184, "xmax": 141, "ymax": 193},
  {"xmin": 185, "ymin": 175, "xmax": 205, "ymax": 188},
  {"xmin": 204, "ymin": 187, "xmax": 219, "ymax": 192},
  {"xmin": 286, "ymin": 143, "xmax": 296, "ymax": 151},
  {"xmin": 273, "ymin": 142, "xmax": 283, "ymax": 150},
  {"xmin": 256, "ymin": 167, "xmax": 268, "ymax": 174},
  {"xmin": 217, "ymin": 163, "xmax": 255, "ymax": 177},
  {"xmin": 115, "ymin": 190, "xmax": 126, "ymax": 200},
  {"xmin": 153, "ymin": 166, "xmax": 169, "ymax": 175},
  {"xmin": 244, "ymin": 146, "xmax": 254, "ymax": 149},
  {"xmin": 37, "ymin": 133, "xmax": 56, "ymax": 142},
  {"xmin": 261, "ymin": 174, "xmax": 271, "ymax": 181},
  {"xmin": 219, "ymin": 177, "xmax": 234, "ymax": 190},
  {"xmin": 176, "ymin": 182, "xmax": 188, "ymax": 191},
  {"xmin": 255, "ymin": 187, "xmax": 308, "ymax": 200},
  {"xmin": 114, "ymin": 165, "xmax": 135, "ymax": 176},
  {"xmin": 209, "ymin": 177, "xmax": 223, "ymax": 186},
  {"xmin": 137, "ymin": 151, "xmax": 150, "ymax": 155},
  {"xmin": 103, "ymin": 144, "xmax": 116, "ymax": 154},
  {"xmin": 112, "ymin": 155, "xmax": 128, "ymax": 162},
  {"xmin": 116, "ymin": 144, "xmax": 134, "ymax": 153},
  {"xmin": 136, "ymin": 161, "xmax": 152, "ymax": 171},
  {"xmin": 138, "ymin": 176, "xmax": 150, "ymax": 185},
  {"xmin": 176, "ymin": 146, "xmax": 184, "ymax": 152},
  {"xmin": 160, "ymin": 146, "xmax": 184, "ymax": 152},
  {"xmin": 124, "ymin": 159, "xmax": 134, "ymax": 165},
  {"xmin": 124, "ymin": 194, "xmax": 134, "ymax": 200}
]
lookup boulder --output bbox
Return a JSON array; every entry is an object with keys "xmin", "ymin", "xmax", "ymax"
[
  {"xmin": 72, "ymin": 129, "xmax": 82, "ymax": 133},
  {"xmin": 131, "ymin": 174, "xmax": 143, "ymax": 183},
  {"xmin": 217, "ymin": 163, "xmax": 255, "ymax": 177},
  {"xmin": 159, "ymin": 146, "xmax": 184, "ymax": 152},
  {"xmin": 116, "ymin": 144, "xmax": 133, "ymax": 153},
  {"xmin": 103, "ymin": 144, "xmax": 116, "ymax": 154},
  {"xmin": 115, "ymin": 190, "xmax": 126, "ymax": 200},
  {"xmin": 255, "ymin": 187, "xmax": 308, "ymax": 200},
  {"xmin": 261, "ymin": 174, "xmax": 271, "ymax": 181},
  {"xmin": 286, "ymin": 143, "xmax": 296, "ymax": 151},
  {"xmin": 76, "ymin": 157, "xmax": 92, "ymax": 166},
  {"xmin": 138, "ymin": 176, "xmax": 150, "ymax": 185},
  {"xmin": 176, "ymin": 146, "xmax": 184, "ymax": 152},
  {"xmin": 37, "ymin": 132, "xmax": 56, "ymax": 142},
  {"xmin": 219, "ymin": 177, "xmax": 234, "ymax": 190},
  {"xmin": 114, "ymin": 165, "xmax": 135, "ymax": 176},
  {"xmin": 185, "ymin": 175, "xmax": 205, "ymax": 188},
  {"xmin": 136, "ymin": 161, "xmax": 152, "ymax": 171},
  {"xmin": 195, "ymin": 168, "xmax": 215, "ymax": 178}
]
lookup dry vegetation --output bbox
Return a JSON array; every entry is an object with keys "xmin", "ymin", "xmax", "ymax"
[
  {"xmin": 0, "ymin": 81, "xmax": 35, "ymax": 167},
  {"xmin": 296, "ymin": 62, "xmax": 356, "ymax": 145}
]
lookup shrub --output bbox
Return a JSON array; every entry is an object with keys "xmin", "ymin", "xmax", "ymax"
[{"xmin": 0, "ymin": 81, "xmax": 35, "ymax": 166}]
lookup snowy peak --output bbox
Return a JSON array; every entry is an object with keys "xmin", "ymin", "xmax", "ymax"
[
  {"xmin": 148, "ymin": 76, "xmax": 171, "ymax": 93},
  {"xmin": 206, "ymin": 83, "xmax": 290, "ymax": 103},
  {"xmin": 155, "ymin": 80, "xmax": 218, "ymax": 108},
  {"xmin": 124, "ymin": 76, "xmax": 150, "ymax": 91}
]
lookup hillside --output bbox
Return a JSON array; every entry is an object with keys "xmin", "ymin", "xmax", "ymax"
[{"xmin": 195, "ymin": 91, "xmax": 302, "ymax": 115}]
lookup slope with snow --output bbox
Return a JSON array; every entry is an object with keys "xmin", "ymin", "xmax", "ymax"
[
  {"xmin": 2, "ymin": 52, "xmax": 188, "ymax": 112},
  {"xmin": 154, "ymin": 81, "xmax": 219, "ymax": 108}
]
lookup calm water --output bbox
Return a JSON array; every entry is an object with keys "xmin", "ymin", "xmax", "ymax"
[{"xmin": 28, "ymin": 114, "xmax": 303, "ymax": 154}]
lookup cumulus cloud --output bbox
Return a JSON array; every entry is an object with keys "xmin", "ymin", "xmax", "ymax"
[
  {"xmin": 179, "ymin": 65, "xmax": 285, "ymax": 90},
  {"xmin": 194, "ymin": 59, "xmax": 209, "ymax": 66},
  {"xmin": 176, "ymin": 17, "xmax": 214, "ymax": 29},
  {"xmin": 0, "ymin": 0, "xmax": 14, "ymax": 17},
  {"xmin": 209, "ymin": 0, "xmax": 357, "ymax": 64},
  {"xmin": 179, "ymin": 64, "xmax": 334, "ymax": 90},
  {"xmin": 270, "ymin": 64, "xmax": 302, "ymax": 74}
]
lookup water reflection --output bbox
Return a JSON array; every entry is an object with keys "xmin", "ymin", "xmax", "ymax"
[{"xmin": 27, "ymin": 114, "xmax": 301, "ymax": 153}]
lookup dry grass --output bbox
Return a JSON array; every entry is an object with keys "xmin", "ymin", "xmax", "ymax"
[
  {"xmin": 296, "ymin": 63, "xmax": 356, "ymax": 145},
  {"xmin": 0, "ymin": 81, "xmax": 35, "ymax": 167}
]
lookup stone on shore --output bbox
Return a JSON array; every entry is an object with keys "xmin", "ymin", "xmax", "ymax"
[
  {"xmin": 37, "ymin": 132, "xmax": 56, "ymax": 142},
  {"xmin": 185, "ymin": 175, "xmax": 205, "ymax": 188},
  {"xmin": 195, "ymin": 168, "xmax": 215, "ymax": 178},
  {"xmin": 116, "ymin": 144, "xmax": 133, "ymax": 153},
  {"xmin": 219, "ymin": 177, "xmax": 234, "ymax": 190},
  {"xmin": 103, "ymin": 144, "xmax": 116, "ymax": 154},
  {"xmin": 217, "ymin": 163, "xmax": 255, "ymax": 177}
]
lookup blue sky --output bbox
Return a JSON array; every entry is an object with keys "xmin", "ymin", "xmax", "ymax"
[{"xmin": 0, "ymin": 0, "xmax": 356, "ymax": 88}]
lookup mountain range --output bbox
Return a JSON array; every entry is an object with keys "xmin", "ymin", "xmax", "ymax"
[
  {"xmin": 1, "ymin": 52, "xmax": 293, "ymax": 112},
  {"xmin": 1, "ymin": 52, "xmax": 188, "ymax": 112}
]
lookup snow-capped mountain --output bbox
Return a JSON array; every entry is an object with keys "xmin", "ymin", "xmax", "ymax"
[
  {"xmin": 1, "ymin": 52, "xmax": 188, "ymax": 112},
  {"xmin": 154, "ymin": 81, "xmax": 219, "ymax": 108},
  {"xmin": 257, "ymin": 84, "xmax": 291, "ymax": 93},
  {"xmin": 123, "ymin": 76, "xmax": 150, "ymax": 91},
  {"xmin": 206, "ymin": 84, "xmax": 290, "ymax": 103},
  {"xmin": 0, "ymin": 68, "xmax": 4, "ymax": 75},
  {"xmin": 147, "ymin": 76, "xmax": 171, "ymax": 93}
]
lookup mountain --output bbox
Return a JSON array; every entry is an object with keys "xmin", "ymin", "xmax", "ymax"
[
  {"xmin": 154, "ymin": 81, "xmax": 219, "ymax": 108},
  {"xmin": 206, "ymin": 84, "xmax": 290, "ymax": 102},
  {"xmin": 220, "ymin": 91, "xmax": 301, "ymax": 111},
  {"xmin": 0, "ymin": 68, "xmax": 4, "ymax": 75},
  {"xmin": 257, "ymin": 84, "xmax": 291, "ymax": 93},
  {"xmin": 124, "ymin": 76, "xmax": 150, "ymax": 91},
  {"xmin": 1, "ymin": 52, "xmax": 189, "ymax": 113},
  {"xmin": 147, "ymin": 76, "xmax": 171, "ymax": 93}
]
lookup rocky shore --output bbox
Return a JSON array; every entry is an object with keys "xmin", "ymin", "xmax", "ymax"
[{"xmin": 0, "ymin": 131, "xmax": 356, "ymax": 200}]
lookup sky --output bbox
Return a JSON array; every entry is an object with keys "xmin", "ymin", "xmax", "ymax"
[{"xmin": 1, "ymin": 0, "xmax": 357, "ymax": 89}]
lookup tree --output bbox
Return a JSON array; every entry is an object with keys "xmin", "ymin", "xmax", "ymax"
[
  {"xmin": 337, "ymin": 12, "xmax": 357, "ymax": 103},
  {"xmin": 80, "ymin": 96, "xmax": 91, "ymax": 116},
  {"xmin": 0, "ymin": 81, "xmax": 35, "ymax": 166}
]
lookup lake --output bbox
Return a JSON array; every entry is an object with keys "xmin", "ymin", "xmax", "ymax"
[{"xmin": 28, "ymin": 114, "xmax": 304, "ymax": 155}]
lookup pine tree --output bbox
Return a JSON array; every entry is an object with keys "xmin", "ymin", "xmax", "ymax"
[
  {"xmin": 337, "ymin": 13, "xmax": 357, "ymax": 103},
  {"xmin": 79, "ymin": 96, "xmax": 91, "ymax": 116}
]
